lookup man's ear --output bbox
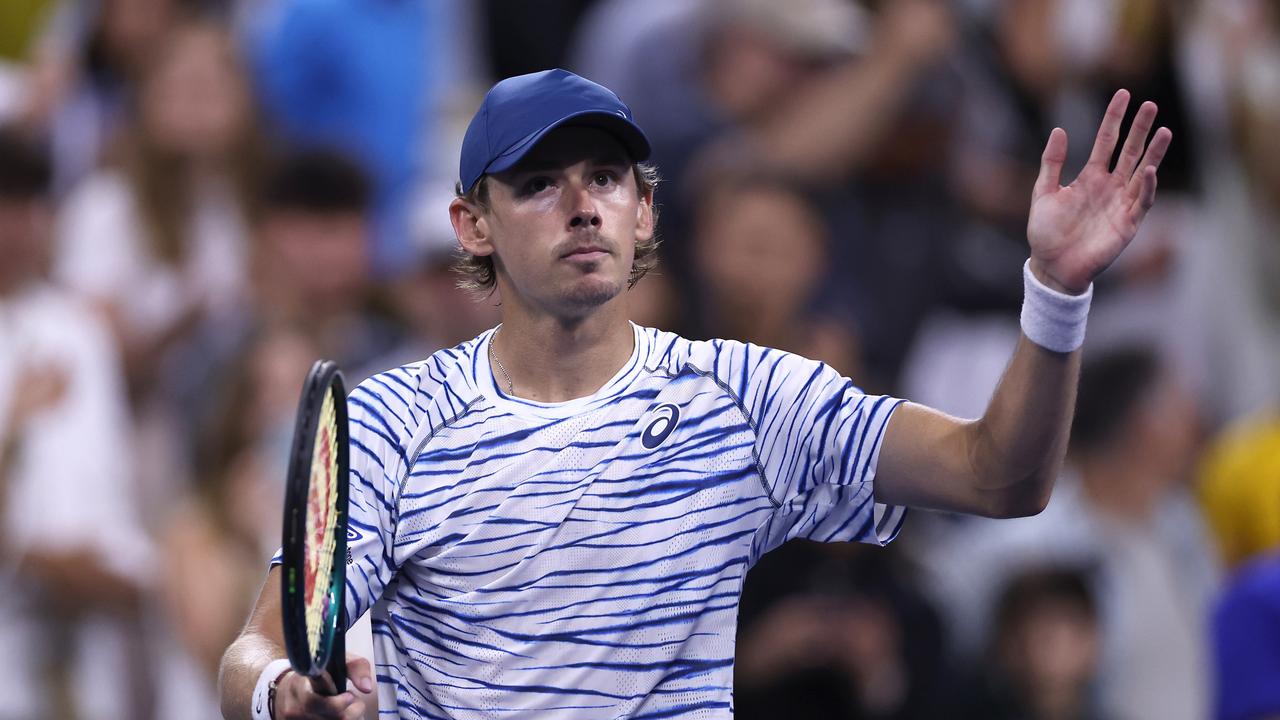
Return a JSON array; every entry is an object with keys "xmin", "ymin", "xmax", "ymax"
[
  {"xmin": 450, "ymin": 197, "xmax": 494, "ymax": 257},
  {"xmin": 635, "ymin": 189, "xmax": 655, "ymax": 243}
]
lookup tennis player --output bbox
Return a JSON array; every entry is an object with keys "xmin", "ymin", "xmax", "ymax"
[{"xmin": 220, "ymin": 69, "xmax": 1169, "ymax": 719}]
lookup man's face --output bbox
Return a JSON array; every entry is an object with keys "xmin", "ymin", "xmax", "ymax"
[
  {"xmin": 696, "ymin": 185, "xmax": 825, "ymax": 319},
  {"xmin": 260, "ymin": 211, "xmax": 370, "ymax": 311},
  {"xmin": 0, "ymin": 198, "xmax": 50, "ymax": 293},
  {"xmin": 463, "ymin": 125, "xmax": 654, "ymax": 316}
]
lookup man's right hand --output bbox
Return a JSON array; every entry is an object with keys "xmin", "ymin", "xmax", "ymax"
[{"xmin": 273, "ymin": 656, "xmax": 375, "ymax": 720}]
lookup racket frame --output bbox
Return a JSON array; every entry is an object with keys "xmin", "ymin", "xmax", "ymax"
[{"xmin": 280, "ymin": 359, "xmax": 350, "ymax": 693}]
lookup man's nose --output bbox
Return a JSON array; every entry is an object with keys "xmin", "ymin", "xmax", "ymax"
[{"xmin": 566, "ymin": 183, "xmax": 602, "ymax": 230}]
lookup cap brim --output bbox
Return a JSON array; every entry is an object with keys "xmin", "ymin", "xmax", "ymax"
[{"xmin": 482, "ymin": 109, "xmax": 652, "ymax": 179}]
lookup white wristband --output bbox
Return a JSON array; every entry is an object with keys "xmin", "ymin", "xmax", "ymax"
[
  {"xmin": 252, "ymin": 659, "xmax": 294, "ymax": 720},
  {"xmin": 1020, "ymin": 260, "xmax": 1092, "ymax": 353}
]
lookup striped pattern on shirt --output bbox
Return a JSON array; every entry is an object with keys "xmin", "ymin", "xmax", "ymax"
[{"xmin": 289, "ymin": 323, "xmax": 904, "ymax": 719}]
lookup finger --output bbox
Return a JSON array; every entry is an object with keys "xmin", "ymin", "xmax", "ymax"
[
  {"xmin": 303, "ymin": 691, "xmax": 358, "ymax": 718},
  {"xmin": 342, "ymin": 700, "xmax": 367, "ymax": 720},
  {"xmin": 347, "ymin": 654, "xmax": 376, "ymax": 694},
  {"xmin": 1033, "ymin": 127, "xmax": 1068, "ymax": 201},
  {"xmin": 310, "ymin": 670, "xmax": 338, "ymax": 697},
  {"xmin": 1087, "ymin": 89, "xmax": 1130, "ymax": 168},
  {"xmin": 281, "ymin": 674, "xmax": 344, "ymax": 718},
  {"xmin": 1114, "ymin": 100, "xmax": 1157, "ymax": 177},
  {"xmin": 1129, "ymin": 166, "xmax": 1158, "ymax": 220},
  {"xmin": 1126, "ymin": 126, "xmax": 1172, "ymax": 199}
]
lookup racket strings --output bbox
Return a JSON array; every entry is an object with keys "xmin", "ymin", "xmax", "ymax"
[{"xmin": 305, "ymin": 389, "xmax": 341, "ymax": 660}]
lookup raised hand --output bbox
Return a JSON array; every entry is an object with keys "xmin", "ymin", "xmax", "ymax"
[{"xmin": 1026, "ymin": 90, "xmax": 1172, "ymax": 294}]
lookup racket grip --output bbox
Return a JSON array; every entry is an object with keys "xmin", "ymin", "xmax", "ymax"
[{"xmin": 327, "ymin": 608, "xmax": 348, "ymax": 693}]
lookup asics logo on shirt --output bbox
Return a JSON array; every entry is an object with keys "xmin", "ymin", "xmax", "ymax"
[{"xmin": 641, "ymin": 403, "xmax": 681, "ymax": 449}]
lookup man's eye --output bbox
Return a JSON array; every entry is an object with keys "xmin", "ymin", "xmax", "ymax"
[
  {"xmin": 592, "ymin": 172, "xmax": 615, "ymax": 187},
  {"xmin": 524, "ymin": 177, "xmax": 551, "ymax": 194}
]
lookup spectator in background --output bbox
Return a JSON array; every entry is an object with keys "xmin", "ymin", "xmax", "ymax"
[
  {"xmin": 944, "ymin": 0, "xmax": 1076, "ymax": 314},
  {"xmin": 574, "ymin": 0, "xmax": 900, "ymax": 190},
  {"xmin": 1054, "ymin": 347, "xmax": 1217, "ymax": 720},
  {"xmin": 1225, "ymin": 0, "xmax": 1280, "ymax": 212},
  {"xmin": 1195, "ymin": 393, "xmax": 1280, "ymax": 717},
  {"xmin": 1198, "ymin": 416, "xmax": 1280, "ymax": 571},
  {"xmin": 625, "ymin": 261, "xmax": 680, "ymax": 332},
  {"xmin": 735, "ymin": 541, "xmax": 947, "ymax": 720},
  {"xmin": 18, "ymin": 0, "xmax": 180, "ymax": 193},
  {"xmin": 0, "ymin": 127, "xmax": 153, "ymax": 720},
  {"xmin": 572, "ymin": 0, "xmax": 956, "ymax": 374},
  {"xmin": 1198, "ymin": 0, "xmax": 1280, "ymax": 412},
  {"xmin": 55, "ymin": 16, "xmax": 259, "ymax": 396},
  {"xmin": 158, "ymin": 148, "xmax": 394, "ymax": 718},
  {"xmin": 959, "ymin": 567, "xmax": 1108, "ymax": 720},
  {"xmin": 1076, "ymin": 0, "xmax": 1277, "ymax": 425},
  {"xmin": 54, "ymin": 17, "xmax": 261, "ymax": 524},
  {"xmin": 164, "ymin": 147, "xmax": 397, "ymax": 493},
  {"xmin": 1221, "ymin": 0, "xmax": 1280, "ymax": 291},
  {"xmin": 380, "ymin": 243, "xmax": 502, "ymax": 367},
  {"xmin": 692, "ymin": 171, "xmax": 862, "ymax": 381},
  {"xmin": 248, "ymin": 0, "xmax": 478, "ymax": 274},
  {"xmin": 898, "ymin": 0, "xmax": 1089, "ymax": 434},
  {"xmin": 481, "ymin": 0, "xmax": 596, "ymax": 79},
  {"xmin": 159, "ymin": 325, "xmax": 323, "ymax": 719},
  {"xmin": 923, "ymin": 346, "xmax": 1218, "ymax": 720},
  {"xmin": 1212, "ymin": 551, "xmax": 1280, "ymax": 720},
  {"xmin": 249, "ymin": 148, "xmax": 402, "ymax": 380},
  {"xmin": 905, "ymin": 0, "xmax": 1210, "ymax": 424}
]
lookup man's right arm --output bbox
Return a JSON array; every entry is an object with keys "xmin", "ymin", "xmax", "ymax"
[
  {"xmin": 219, "ymin": 566, "xmax": 373, "ymax": 720},
  {"xmin": 223, "ymin": 368, "xmax": 414, "ymax": 717}
]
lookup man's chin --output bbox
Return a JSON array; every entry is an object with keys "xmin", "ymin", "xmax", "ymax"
[{"xmin": 560, "ymin": 275, "xmax": 625, "ymax": 311}]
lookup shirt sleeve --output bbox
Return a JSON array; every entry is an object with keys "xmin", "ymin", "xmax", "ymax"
[
  {"xmin": 271, "ymin": 367, "xmax": 417, "ymax": 627},
  {"xmin": 723, "ymin": 343, "xmax": 906, "ymax": 555}
]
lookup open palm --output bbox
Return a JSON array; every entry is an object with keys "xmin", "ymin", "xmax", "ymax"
[{"xmin": 1027, "ymin": 90, "xmax": 1172, "ymax": 294}]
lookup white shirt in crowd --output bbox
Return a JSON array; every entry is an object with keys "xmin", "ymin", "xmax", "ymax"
[{"xmin": 0, "ymin": 283, "xmax": 153, "ymax": 720}]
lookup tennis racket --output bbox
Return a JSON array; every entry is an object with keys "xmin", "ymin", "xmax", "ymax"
[{"xmin": 281, "ymin": 360, "xmax": 350, "ymax": 694}]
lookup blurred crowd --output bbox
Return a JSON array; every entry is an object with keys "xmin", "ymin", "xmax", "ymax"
[{"xmin": 0, "ymin": 0, "xmax": 1278, "ymax": 718}]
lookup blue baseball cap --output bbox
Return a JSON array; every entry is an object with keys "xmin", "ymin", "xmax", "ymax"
[{"xmin": 459, "ymin": 69, "xmax": 651, "ymax": 193}]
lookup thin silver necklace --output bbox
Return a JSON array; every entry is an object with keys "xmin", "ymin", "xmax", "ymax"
[{"xmin": 489, "ymin": 328, "xmax": 514, "ymax": 395}]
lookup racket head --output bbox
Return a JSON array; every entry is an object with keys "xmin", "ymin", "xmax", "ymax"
[{"xmin": 281, "ymin": 360, "xmax": 350, "ymax": 683}]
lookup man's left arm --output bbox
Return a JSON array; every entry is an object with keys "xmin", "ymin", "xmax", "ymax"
[{"xmin": 874, "ymin": 89, "xmax": 1172, "ymax": 518}]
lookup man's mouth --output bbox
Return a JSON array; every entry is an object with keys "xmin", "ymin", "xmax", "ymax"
[{"xmin": 563, "ymin": 245, "xmax": 609, "ymax": 260}]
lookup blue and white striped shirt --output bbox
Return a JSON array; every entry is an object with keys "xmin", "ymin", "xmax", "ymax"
[{"xmin": 327, "ymin": 324, "xmax": 903, "ymax": 718}]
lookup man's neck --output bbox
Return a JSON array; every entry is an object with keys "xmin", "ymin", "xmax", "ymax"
[{"xmin": 490, "ymin": 298, "xmax": 635, "ymax": 403}]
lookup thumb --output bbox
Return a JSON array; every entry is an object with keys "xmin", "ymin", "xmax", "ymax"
[{"xmin": 347, "ymin": 654, "xmax": 375, "ymax": 694}]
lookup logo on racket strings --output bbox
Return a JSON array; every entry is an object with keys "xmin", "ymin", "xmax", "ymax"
[{"xmin": 642, "ymin": 403, "xmax": 680, "ymax": 449}]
